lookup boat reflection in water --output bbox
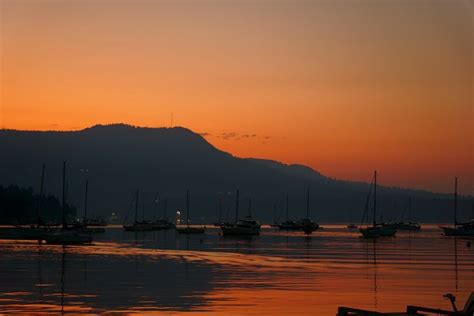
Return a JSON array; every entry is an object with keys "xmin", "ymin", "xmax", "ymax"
[{"xmin": 0, "ymin": 225, "xmax": 473, "ymax": 315}]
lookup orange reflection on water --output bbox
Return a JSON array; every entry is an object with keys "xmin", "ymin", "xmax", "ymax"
[
  {"xmin": 0, "ymin": 227, "xmax": 473, "ymax": 315},
  {"xmin": 0, "ymin": 303, "xmax": 93, "ymax": 314},
  {"xmin": 0, "ymin": 241, "xmax": 333, "ymax": 273}
]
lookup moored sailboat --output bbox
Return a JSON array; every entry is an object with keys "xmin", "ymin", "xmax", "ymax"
[
  {"xmin": 83, "ymin": 218, "xmax": 107, "ymax": 226},
  {"xmin": 301, "ymin": 188, "xmax": 319, "ymax": 235},
  {"xmin": 440, "ymin": 178, "xmax": 474, "ymax": 236},
  {"xmin": 13, "ymin": 163, "xmax": 50, "ymax": 240},
  {"xmin": 43, "ymin": 162, "xmax": 93, "ymax": 245},
  {"xmin": 123, "ymin": 190, "xmax": 154, "ymax": 231},
  {"xmin": 382, "ymin": 197, "xmax": 420, "ymax": 231},
  {"xmin": 221, "ymin": 190, "xmax": 261, "ymax": 236},
  {"xmin": 359, "ymin": 170, "xmax": 396, "ymax": 238},
  {"xmin": 71, "ymin": 179, "xmax": 105, "ymax": 233},
  {"xmin": 269, "ymin": 203, "xmax": 280, "ymax": 228},
  {"xmin": 278, "ymin": 194, "xmax": 303, "ymax": 230},
  {"xmin": 152, "ymin": 197, "xmax": 175, "ymax": 230},
  {"xmin": 212, "ymin": 196, "xmax": 224, "ymax": 227},
  {"xmin": 176, "ymin": 190, "xmax": 205, "ymax": 234}
]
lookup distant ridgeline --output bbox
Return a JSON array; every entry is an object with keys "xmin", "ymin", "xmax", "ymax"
[
  {"xmin": 0, "ymin": 185, "xmax": 76, "ymax": 224},
  {"xmin": 0, "ymin": 124, "xmax": 472, "ymax": 223}
]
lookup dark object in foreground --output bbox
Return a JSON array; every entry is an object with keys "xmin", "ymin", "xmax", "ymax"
[{"xmin": 337, "ymin": 292, "xmax": 474, "ymax": 315}]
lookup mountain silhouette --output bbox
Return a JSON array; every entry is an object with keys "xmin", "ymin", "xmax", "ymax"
[{"xmin": 0, "ymin": 124, "xmax": 471, "ymax": 223}]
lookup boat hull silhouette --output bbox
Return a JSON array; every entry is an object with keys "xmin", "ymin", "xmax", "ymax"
[
  {"xmin": 278, "ymin": 220, "xmax": 303, "ymax": 230},
  {"xmin": 360, "ymin": 226, "xmax": 396, "ymax": 238},
  {"xmin": 383, "ymin": 222, "xmax": 421, "ymax": 231},
  {"xmin": 441, "ymin": 225, "xmax": 474, "ymax": 236},
  {"xmin": 301, "ymin": 219, "xmax": 319, "ymax": 235},
  {"xmin": 152, "ymin": 220, "xmax": 176, "ymax": 230},
  {"xmin": 221, "ymin": 220, "xmax": 261, "ymax": 236},
  {"xmin": 123, "ymin": 222, "xmax": 154, "ymax": 232}
]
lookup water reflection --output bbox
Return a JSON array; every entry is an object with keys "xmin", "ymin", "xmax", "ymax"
[
  {"xmin": 60, "ymin": 245, "xmax": 65, "ymax": 315},
  {"xmin": 0, "ymin": 226, "xmax": 472, "ymax": 314},
  {"xmin": 454, "ymin": 237, "xmax": 459, "ymax": 292}
]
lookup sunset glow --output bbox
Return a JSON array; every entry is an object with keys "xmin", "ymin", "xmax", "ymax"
[{"xmin": 1, "ymin": 0, "xmax": 472, "ymax": 194}]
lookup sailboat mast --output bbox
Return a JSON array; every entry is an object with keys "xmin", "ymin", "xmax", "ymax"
[
  {"xmin": 38, "ymin": 163, "xmax": 45, "ymax": 227},
  {"xmin": 186, "ymin": 189, "xmax": 190, "ymax": 227},
  {"xmin": 134, "ymin": 189, "xmax": 139, "ymax": 224},
  {"xmin": 235, "ymin": 190, "xmax": 239, "ymax": 223},
  {"xmin": 61, "ymin": 161, "xmax": 66, "ymax": 229},
  {"xmin": 454, "ymin": 177, "xmax": 458, "ymax": 227},
  {"xmin": 306, "ymin": 188, "xmax": 309, "ymax": 219},
  {"xmin": 84, "ymin": 179, "xmax": 89, "ymax": 221},
  {"xmin": 286, "ymin": 194, "xmax": 289, "ymax": 221},
  {"xmin": 373, "ymin": 170, "xmax": 377, "ymax": 228}
]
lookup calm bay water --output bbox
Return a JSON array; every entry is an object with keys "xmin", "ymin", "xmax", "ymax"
[{"xmin": 0, "ymin": 225, "xmax": 473, "ymax": 315}]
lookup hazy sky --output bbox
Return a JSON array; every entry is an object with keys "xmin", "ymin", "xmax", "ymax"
[{"xmin": 1, "ymin": 0, "xmax": 472, "ymax": 194}]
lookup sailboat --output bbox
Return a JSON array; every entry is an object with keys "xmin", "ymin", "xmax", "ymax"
[
  {"xmin": 12, "ymin": 164, "xmax": 51, "ymax": 240},
  {"xmin": 152, "ymin": 197, "xmax": 175, "ymax": 230},
  {"xmin": 269, "ymin": 203, "xmax": 280, "ymax": 228},
  {"xmin": 83, "ymin": 218, "xmax": 107, "ymax": 226},
  {"xmin": 301, "ymin": 188, "xmax": 319, "ymax": 235},
  {"xmin": 399, "ymin": 197, "xmax": 421, "ymax": 230},
  {"xmin": 278, "ymin": 194, "xmax": 302, "ymax": 230},
  {"xmin": 176, "ymin": 190, "xmax": 205, "ymax": 234},
  {"xmin": 383, "ymin": 197, "xmax": 420, "ymax": 231},
  {"xmin": 359, "ymin": 170, "xmax": 396, "ymax": 238},
  {"xmin": 71, "ymin": 179, "xmax": 105, "ymax": 233},
  {"xmin": 221, "ymin": 190, "xmax": 261, "ymax": 236},
  {"xmin": 43, "ymin": 162, "xmax": 93, "ymax": 245},
  {"xmin": 123, "ymin": 190, "xmax": 154, "ymax": 231},
  {"xmin": 212, "ymin": 196, "xmax": 224, "ymax": 227},
  {"xmin": 440, "ymin": 178, "xmax": 474, "ymax": 236},
  {"xmin": 80, "ymin": 179, "xmax": 107, "ymax": 228}
]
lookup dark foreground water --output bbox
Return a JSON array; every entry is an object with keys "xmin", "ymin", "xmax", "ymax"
[{"xmin": 0, "ymin": 225, "xmax": 473, "ymax": 315}]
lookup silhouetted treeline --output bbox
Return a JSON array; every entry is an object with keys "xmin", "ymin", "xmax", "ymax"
[{"xmin": 0, "ymin": 185, "xmax": 76, "ymax": 224}]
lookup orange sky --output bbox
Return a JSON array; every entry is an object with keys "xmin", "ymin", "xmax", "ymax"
[{"xmin": 1, "ymin": 0, "xmax": 473, "ymax": 194}]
